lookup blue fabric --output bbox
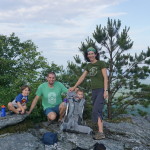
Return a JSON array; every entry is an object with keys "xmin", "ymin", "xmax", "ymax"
[
  {"xmin": 41, "ymin": 132, "xmax": 58, "ymax": 145},
  {"xmin": 44, "ymin": 105, "xmax": 59, "ymax": 116},
  {"xmin": 15, "ymin": 93, "xmax": 29, "ymax": 104}
]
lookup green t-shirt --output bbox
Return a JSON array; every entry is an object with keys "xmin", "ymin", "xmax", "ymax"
[
  {"xmin": 84, "ymin": 60, "xmax": 106, "ymax": 89},
  {"xmin": 36, "ymin": 81, "xmax": 68, "ymax": 110}
]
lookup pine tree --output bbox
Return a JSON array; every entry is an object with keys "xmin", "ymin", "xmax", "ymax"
[{"xmin": 67, "ymin": 18, "xmax": 150, "ymax": 119}]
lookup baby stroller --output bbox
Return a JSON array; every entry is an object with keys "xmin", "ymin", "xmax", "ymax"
[{"xmin": 60, "ymin": 91, "xmax": 93, "ymax": 134}]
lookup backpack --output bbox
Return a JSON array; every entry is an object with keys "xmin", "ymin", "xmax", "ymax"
[
  {"xmin": 60, "ymin": 92, "xmax": 93, "ymax": 134},
  {"xmin": 41, "ymin": 132, "xmax": 58, "ymax": 145}
]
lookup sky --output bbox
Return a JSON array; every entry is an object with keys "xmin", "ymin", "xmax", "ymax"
[{"xmin": 0, "ymin": 0, "xmax": 150, "ymax": 68}]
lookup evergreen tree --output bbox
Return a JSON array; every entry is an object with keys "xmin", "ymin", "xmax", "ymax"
[
  {"xmin": 0, "ymin": 33, "xmax": 49, "ymax": 105},
  {"xmin": 67, "ymin": 18, "xmax": 150, "ymax": 119},
  {"xmin": 0, "ymin": 33, "xmax": 66, "ymax": 121},
  {"xmin": 63, "ymin": 56, "xmax": 93, "ymax": 119}
]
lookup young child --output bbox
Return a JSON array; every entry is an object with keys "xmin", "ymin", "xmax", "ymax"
[
  {"xmin": 64, "ymin": 89, "xmax": 84, "ymax": 104},
  {"xmin": 75, "ymin": 89, "xmax": 84, "ymax": 100},
  {"xmin": 8, "ymin": 85, "xmax": 30, "ymax": 114}
]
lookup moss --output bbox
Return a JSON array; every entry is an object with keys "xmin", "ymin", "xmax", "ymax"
[
  {"xmin": 0, "ymin": 119, "xmax": 34, "ymax": 135},
  {"xmin": 106, "ymin": 117, "xmax": 133, "ymax": 123}
]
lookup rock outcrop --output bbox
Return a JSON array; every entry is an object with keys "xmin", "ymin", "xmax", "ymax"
[
  {"xmin": 0, "ymin": 132, "xmax": 44, "ymax": 150},
  {"xmin": 0, "ymin": 114, "xmax": 28, "ymax": 129},
  {"xmin": 0, "ymin": 114, "xmax": 150, "ymax": 150}
]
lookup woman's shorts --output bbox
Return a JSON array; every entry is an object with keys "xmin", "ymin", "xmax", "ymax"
[{"xmin": 91, "ymin": 88, "xmax": 104, "ymax": 122}]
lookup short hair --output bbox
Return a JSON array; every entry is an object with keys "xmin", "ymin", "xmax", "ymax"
[
  {"xmin": 76, "ymin": 89, "xmax": 84, "ymax": 94},
  {"xmin": 21, "ymin": 85, "xmax": 31, "ymax": 92},
  {"xmin": 47, "ymin": 72, "xmax": 56, "ymax": 77},
  {"xmin": 83, "ymin": 47, "xmax": 100, "ymax": 62}
]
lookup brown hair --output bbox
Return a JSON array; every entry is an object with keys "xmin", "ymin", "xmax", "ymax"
[
  {"xmin": 21, "ymin": 85, "xmax": 31, "ymax": 92},
  {"xmin": 83, "ymin": 47, "xmax": 100, "ymax": 62},
  {"xmin": 47, "ymin": 72, "xmax": 56, "ymax": 77}
]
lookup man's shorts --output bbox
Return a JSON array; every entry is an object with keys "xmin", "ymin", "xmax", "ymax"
[{"xmin": 44, "ymin": 105, "xmax": 60, "ymax": 116}]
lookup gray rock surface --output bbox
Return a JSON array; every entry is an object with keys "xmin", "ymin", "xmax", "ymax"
[
  {"xmin": 0, "ymin": 133, "xmax": 44, "ymax": 150},
  {"xmin": 0, "ymin": 113, "xmax": 28, "ymax": 129},
  {"xmin": 0, "ymin": 115, "xmax": 150, "ymax": 150}
]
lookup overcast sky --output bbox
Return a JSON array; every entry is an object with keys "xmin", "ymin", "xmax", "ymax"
[{"xmin": 0, "ymin": 0, "xmax": 150, "ymax": 67}]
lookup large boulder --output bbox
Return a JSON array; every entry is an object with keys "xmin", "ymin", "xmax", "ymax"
[
  {"xmin": 0, "ymin": 133, "xmax": 44, "ymax": 150},
  {"xmin": 104, "ymin": 114, "xmax": 150, "ymax": 150},
  {"xmin": 0, "ymin": 114, "xmax": 28, "ymax": 129},
  {"xmin": 0, "ymin": 115, "xmax": 150, "ymax": 150}
]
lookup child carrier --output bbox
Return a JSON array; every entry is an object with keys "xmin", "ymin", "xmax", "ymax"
[{"xmin": 60, "ymin": 91, "xmax": 93, "ymax": 134}]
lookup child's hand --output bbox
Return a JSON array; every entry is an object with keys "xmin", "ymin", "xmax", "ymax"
[{"xmin": 21, "ymin": 109, "xmax": 25, "ymax": 114}]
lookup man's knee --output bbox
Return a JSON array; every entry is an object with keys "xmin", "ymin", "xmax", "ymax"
[
  {"xmin": 8, "ymin": 102, "xmax": 13, "ymax": 109},
  {"xmin": 47, "ymin": 112, "xmax": 57, "ymax": 121}
]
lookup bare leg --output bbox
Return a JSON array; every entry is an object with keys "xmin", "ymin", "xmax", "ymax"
[
  {"xmin": 93, "ymin": 117, "xmax": 105, "ymax": 140},
  {"xmin": 8, "ymin": 102, "xmax": 19, "ymax": 114},
  {"xmin": 59, "ymin": 102, "xmax": 66, "ymax": 121},
  {"xmin": 47, "ymin": 112, "xmax": 57, "ymax": 121},
  {"xmin": 20, "ymin": 105, "xmax": 27, "ymax": 114},
  {"xmin": 22, "ymin": 105, "xmax": 27, "ymax": 110},
  {"xmin": 98, "ymin": 117, "xmax": 103, "ymax": 133}
]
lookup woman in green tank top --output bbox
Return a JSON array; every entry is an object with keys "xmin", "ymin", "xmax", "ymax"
[{"xmin": 69, "ymin": 47, "xmax": 108, "ymax": 140}]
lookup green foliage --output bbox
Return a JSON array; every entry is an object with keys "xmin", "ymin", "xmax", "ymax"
[
  {"xmin": 0, "ymin": 33, "xmax": 48, "ymax": 104},
  {"xmin": 0, "ymin": 33, "xmax": 62, "ymax": 121},
  {"xmin": 137, "ymin": 109, "xmax": 147, "ymax": 116},
  {"xmin": 66, "ymin": 18, "xmax": 150, "ymax": 119},
  {"xmin": 0, "ymin": 119, "xmax": 34, "ymax": 134}
]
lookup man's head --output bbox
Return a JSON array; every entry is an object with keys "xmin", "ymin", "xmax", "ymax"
[
  {"xmin": 47, "ymin": 72, "xmax": 56, "ymax": 86},
  {"xmin": 76, "ymin": 89, "xmax": 84, "ymax": 99}
]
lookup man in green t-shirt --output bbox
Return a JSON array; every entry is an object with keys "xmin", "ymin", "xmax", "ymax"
[{"xmin": 27, "ymin": 72, "xmax": 68, "ymax": 123}]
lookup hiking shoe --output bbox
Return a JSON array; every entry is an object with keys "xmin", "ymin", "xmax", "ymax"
[
  {"xmin": 9, "ymin": 111, "xmax": 15, "ymax": 115},
  {"xmin": 93, "ymin": 132, "xmax": 105, "ymax": 140}
]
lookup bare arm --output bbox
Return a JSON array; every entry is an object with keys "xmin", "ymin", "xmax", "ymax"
[
  {"xmin": 69, "ymin": 71, "xmax": 88, "ymax": 91},
  {"xmin": 102, "ymin": 68, "xmax": 108, "ymax": 99},
  {"xmin": 26, "ymin": 95, "xmax": 40, "ymax": 114}
]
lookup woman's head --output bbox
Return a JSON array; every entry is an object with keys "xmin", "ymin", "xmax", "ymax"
[{"xmin": 84, "ymin": 47, "xmax": 99, "ymax": 62}]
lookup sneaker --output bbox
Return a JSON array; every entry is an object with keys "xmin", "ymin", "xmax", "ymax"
[
  {"xmin": 9, "ymin": 111, "xmax": 15, "ymax": 115},
  {"xmin": 93, "ymin": 132, "xmax": 105, "ymax": 140}
]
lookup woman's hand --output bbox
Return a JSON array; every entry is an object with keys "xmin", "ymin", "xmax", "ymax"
[
  {"xmin": 69, "ymin": 86, "xmax": 76, "ymax": 92},
  {"xmin": 104, "ymin": 91, "xmax": 108, "ymax": 99}
]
